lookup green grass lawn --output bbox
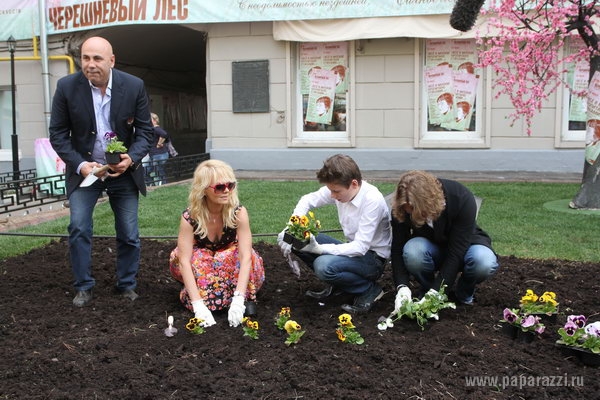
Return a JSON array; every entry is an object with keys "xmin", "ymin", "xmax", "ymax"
[{"xmin": 1, "ymin": 180, "xmax": 598, "ymax": 262}]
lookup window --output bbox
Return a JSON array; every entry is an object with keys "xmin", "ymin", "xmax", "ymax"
[
  {"xmin": 291, "ymin": 42, "xmax": 351, "ymax": 145},
  {"xmin": 0, "ymin": 87, "xmax": 16, "ymax": 154},
  {"xmin": 561, "ymin": 37, "xmax": 587, "ymax": 144},
  {"xmin": 419, "ymin": 39, "xmax": 486, "ymax": 147}
]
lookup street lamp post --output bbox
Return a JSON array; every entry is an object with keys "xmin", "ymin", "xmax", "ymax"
[{"xmin": 7, "ymin": 35, "xmax": 19, "ymax": 182}]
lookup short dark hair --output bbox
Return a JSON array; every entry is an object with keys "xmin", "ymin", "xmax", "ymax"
[{"xmin": 316, "ymin": 154, "xmax": 362, "ymax": 188}]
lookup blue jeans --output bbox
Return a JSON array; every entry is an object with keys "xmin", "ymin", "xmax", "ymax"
[
  {"xmin": 293, "ymin": 233, "xmax": 385, "ymax": 294},
  {"xmin": 402, "ymin": 237, "xmax": 498, "ymax": 303},
  {"xmin": 68, "ymin": 172, "xmax": 140, "ymax": 292},
  {"xmin": 149, "ymin": 152, "xmax": 169, "ymax": 185}
]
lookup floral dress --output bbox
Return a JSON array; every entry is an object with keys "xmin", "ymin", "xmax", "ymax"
[{"xmin": 169, "ymin": 206, "xmax": 265, "ymax": 312}]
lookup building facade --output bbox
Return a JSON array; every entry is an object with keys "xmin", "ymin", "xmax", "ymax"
[{"xmin": 0, "ymin": 1, "xmax": 584, "ymax": 174}]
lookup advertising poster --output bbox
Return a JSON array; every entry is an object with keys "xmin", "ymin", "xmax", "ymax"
[
  {"xmin": 584, "ymin": 71, "xmax": 600, "ymax": 164},
  {"xmin": 300, "ymin": 42, "xmax": 348, "ymax": 95},
  {"xmin": 322, "ymin": 42, "xmax": 349, "ymax": 94},
  {"xmin": 441, "ymin": 71, "xmax": 479, "ymax": 131},
  {"xmin": 425, "ymin": 64, "xmax": 455, "ymax": 125},
  {"xmin": 425, "ymin": 39, "xmax": 479, "ymax": 131},
  {"xmin": 305, "ymin": 68, "xmax": 336, "ymax": 125},
  {"xmin": 300, "ymin": 43, "xmax": 324, "ymax": 95},
  {"xmin": 569, "ymin": 60, "xmax": 589, "ymax": 122},
  {"xmin": 425, "ymin": 39, "xmax": 452, "ymax": 68},
  {"xmin": 450, "ymin": 39, "xmax": 477, "ymax": 75}
]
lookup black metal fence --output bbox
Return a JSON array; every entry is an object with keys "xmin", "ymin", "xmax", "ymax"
[{"xmin": 0, "ymin": 153, "xmax": 209, "ymax": 216}]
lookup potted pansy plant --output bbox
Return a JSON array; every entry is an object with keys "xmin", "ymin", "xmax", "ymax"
[
  {"xmin": 556, "ymin": 315, "xmax": 600, "ymax": 367},
  {"xmin": 500, "ymin": 308, "xmax": 545, "ymax": 343},
  {"xmin": 498, "ymin": 288, "xmax": 555, "ymax": 342},
  {"xmin": 519, "ymin": 289, "xmax": 559, "ymax": 322},
  {"xmin": 104, "ymin": 131, "xmax": 127, "ymax": 164},
  {"xmin": 283, "ymin": 211, "xmax": 321, "ymax": 249}
]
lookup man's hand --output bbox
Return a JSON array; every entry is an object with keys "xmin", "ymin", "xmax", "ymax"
[
  {"xmin": 107, "ymin": 153, "xmax": 133, "ymax": 176},
  {"xmin": 394, "ymin": 285, "xmax": 412, "ymax": 311},
  {"xmin": 277, "ymin": 229, "xmax": 292, "ymax": 257},
  {"xmin": 191, "ymin": 300, "xmax": 217, "ymax": 327},
  {"xmin": 300, "ymin": 234, "xmax": 324, "ymax": 255},
  {"xmin": 81, "ymin": 162, "xmax": 103, "ymax": 178}
]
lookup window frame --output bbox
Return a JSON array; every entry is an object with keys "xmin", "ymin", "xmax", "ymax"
[
  {"xmin": 416, "ymin": 38, "xmax": 489, "ymax": 149},
  {"xmin": 286, "ymin": 41, "xmax": 355, "ymax": 148}
]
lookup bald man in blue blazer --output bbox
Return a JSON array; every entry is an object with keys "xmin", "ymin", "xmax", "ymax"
[{"xmin": 50, "ymin": 36, "xmax": 154, "ymax": 307}]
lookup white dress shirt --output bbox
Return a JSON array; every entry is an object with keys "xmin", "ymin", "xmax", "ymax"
[{"xmin": 293, "ymin": 181, "xmax": 391, "ymax": 259}]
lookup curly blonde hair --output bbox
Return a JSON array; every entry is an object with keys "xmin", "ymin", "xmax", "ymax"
[
  {"xmin": 391, "ymin": 170, "xmax": 445, "ymax": 227},
  {"xmin": 188, "ymin": 159, "xmax": 239, "ymax": 238}
]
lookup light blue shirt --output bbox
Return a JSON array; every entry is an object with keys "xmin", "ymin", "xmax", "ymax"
[
  {"xmin": 77, "ymin": 70, "xmax": 113, "ymax": 173},
  {"xmin": 90, "ymin": 70, "xmax": 113, "ymax": 163}
]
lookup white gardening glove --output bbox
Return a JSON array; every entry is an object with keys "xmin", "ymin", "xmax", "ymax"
[
  {"xmin": 191, "ymin": 300, "xmax": 216, "ymax": 327},
  {"xmin": 300, "ymin": 234, "xmax": 325, "ymax": 255},
  {"xmin": 228, "ymin": 295, "xmax": 246, "ymax": 327},
  {"xmin": 394, "ymin": 285, "xmax": 412, "ymax": 311},
  {"xmin": 277, "ymin": 229, "xmax": 292, "ymax": 257}
]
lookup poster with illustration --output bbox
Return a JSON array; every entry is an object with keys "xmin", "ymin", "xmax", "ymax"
[
  {"xmin": 305, "ymin": 68, "xmax": 336, "ymax": 124},
  {"xmin": 450, "ymin": 39, "xmax": 477, "ymax": 74},
  {"xmin": 300, "ymin": 43, "xmax": 323, "ymax": 95},
  {"xmin": 584, "ymin": 71, "xmax": 600, "ymax": 164},
  {"xmin": 300, "ymin": 42, "xmax": 348, "ymax": 95},
  {"xmin": 322, "ymin": 42, "xmax": 349, "ymax": 94},
  {"xmin": 441, "ymin": 72, "xmax": 479, "ymax": 131},
  {"xmin": 425, "ymin": 64, "xmax": 455, "ymax": 125},
  {"xmin": 569, "ymin": 60, "xmax": 589, "ymax": 122},
  {"xmin": 426, "ymin": 39, "xmax": 452, "ymax": 68}
]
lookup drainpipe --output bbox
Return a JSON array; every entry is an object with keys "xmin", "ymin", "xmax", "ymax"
[
  {"xmin": 39, "ymin": 0, "xmax": 51, "ymax": 135},
  {"xmin": 0, "ymin": 37, "xmax": 75, "ymax": 133},
  {"xmin": 0, "ymin": 39, "xmax": 75, "ymax": 72}
]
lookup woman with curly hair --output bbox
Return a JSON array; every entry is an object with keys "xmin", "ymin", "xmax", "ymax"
[
  {"xmin": 169, "ymin": 159, "xmax": 264, "ymax": 328},
  {"xmin": 390, "ymin": 170, "xmax": 498, "ymax": 309}
]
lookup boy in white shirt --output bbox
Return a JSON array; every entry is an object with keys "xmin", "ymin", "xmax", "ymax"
[{"xmin": 278, "ymin": 154, "xmax": 392, "ymax": 314}]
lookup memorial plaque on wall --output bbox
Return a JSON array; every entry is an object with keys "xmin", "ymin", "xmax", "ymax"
[{"xmin": 232, "ymin": 60, "xmax": 269, "ymax": 113}]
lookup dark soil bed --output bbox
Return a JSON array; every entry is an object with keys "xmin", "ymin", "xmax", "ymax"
[{"xmin": 1, "ymin": 238, "xmax": 598, "ymax": 399}]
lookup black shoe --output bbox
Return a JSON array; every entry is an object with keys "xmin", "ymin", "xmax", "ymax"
[
  {"xmin": 121, "ymin": 289, "xmax": 139, "ymax": 301},
  {"xmin": 245, "ymin": 301, "xmax": 257, "ymax": 317},
  {"xmin": 305, "ymin": 285, "xmax": 334, "ymax": 299},
  {"xmin": 448, "ymin": 290, "xmax": 474, "ymax": 306},
  {"xmin": 305, "ymin": 285, "xmax": 344, "ymax": 299},
  {"xmin": 73, "ymin": 289, "xmax": 93, "ymax": 307},
  {"xmin": 341, "ymin": 283, "xmax": 384, "ymax": 314}
]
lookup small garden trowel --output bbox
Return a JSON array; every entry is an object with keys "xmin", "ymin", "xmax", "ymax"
[{"xmin": 80, "ymin": 165, "xmax": 111, "ymax": 187}]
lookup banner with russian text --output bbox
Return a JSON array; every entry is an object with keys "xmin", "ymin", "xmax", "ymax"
[{"xmin": 1, "ymin": 0, "xmax": 495, "ymax": 40}]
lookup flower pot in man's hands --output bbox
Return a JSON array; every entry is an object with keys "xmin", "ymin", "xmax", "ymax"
[
  {"xmin": 105, "ymin": 152, "xmax": 122, "ymax": 164},
  {"xmin": 283, "ymin": 231, "xmax": 309, "ymax": 249}
]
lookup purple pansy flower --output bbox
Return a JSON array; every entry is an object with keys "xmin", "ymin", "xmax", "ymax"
[
  {"xmin": 104, "ymin": 131, "xmax": 117, "ymax": 141},
  {"xmin": 521, "ymin": 315, "xmax": 539, "ymax": 328},
  {"xmin": 564, "ymin": 320, "xmax": 578, "ymax": 336},
  {"xmin": 534, "ymin": 325, "xmax": 545, "ymax": 334},
  {"xmin": 584, "ymin": 321, "xmax": 600, "ymax": 337},
  {"xmin": 567, "ymin": 315, "xmax": 587, "ymax": 329},
  {"xmin": 503, "ymin": 308, "xmax": 518, "ymax": 323}
]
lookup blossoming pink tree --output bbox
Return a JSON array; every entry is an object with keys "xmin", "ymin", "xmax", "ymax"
[{"xmin": 456, "ymin": 0, "xmax": 600, "ymax": 208}]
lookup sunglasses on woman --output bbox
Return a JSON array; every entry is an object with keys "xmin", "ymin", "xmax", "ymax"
[{"xmin": 209, "ymin": 182, "xmax": 236, "ymax": 193}]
